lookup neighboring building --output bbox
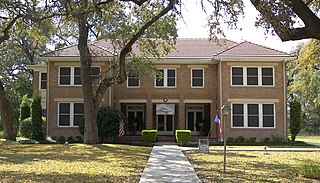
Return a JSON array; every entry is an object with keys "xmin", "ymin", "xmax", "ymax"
[{"xmin": 29, "ymin": 38, "xmax": 295, "ymax": 141}]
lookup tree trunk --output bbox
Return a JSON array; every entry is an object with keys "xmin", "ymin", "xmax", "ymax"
[
  {"xmin": 78, "ymin": 14, "xmax": 99, "ymax": 144},
  {"xmin": 0, "ymin": 80, "xmax": 16, "ymax": 140}
]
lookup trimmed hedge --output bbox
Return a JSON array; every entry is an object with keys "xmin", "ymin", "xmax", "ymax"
[
  {"xmin": 175, "ymin": 130, "xmax": 191, "ymax": 144},
  {"xmin": 142, "ymin": 130, "xmax": 157, "ymax": 143}
]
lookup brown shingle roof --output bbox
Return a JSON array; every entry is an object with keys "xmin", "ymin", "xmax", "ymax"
[
  {"xmin": 42, "ymin": 39, "xmax": 291, "ymax": 58},
  {"xmin": 214, "ymin": 41, "xmax": 291, "ymax": 57}
]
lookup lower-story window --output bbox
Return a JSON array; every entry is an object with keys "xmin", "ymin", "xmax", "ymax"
[
  {"xmin": 232, "ymin": 103, "xmax": 275, "ymax": 128},
  {"xmin": 58, "ymin": 102, "xmax": 84, "ymax": 127}
]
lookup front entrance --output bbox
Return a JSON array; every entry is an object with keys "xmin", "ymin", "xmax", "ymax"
[
  {"xmin": 155, "ymin": 103, "xmax": 175, "ymax": 135},
  {"xmin": 186, "ymin": 105, "xmax": 204, "ymax": 135},
  {"xmin": 157, "ymin": 115, "xmax": 174, "ymax": 135}
]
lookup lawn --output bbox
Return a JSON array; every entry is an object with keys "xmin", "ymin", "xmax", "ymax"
[
  {"xmin": 185, "ymin": 150, "xmax": 320, "ymax": 182},
  {"xmin": 296, "ymin": 136, "xmax": 320, "ymax": 144},
  {"xmin": 0, "ymin": 139, "xmax": 151, "ymax": 183}
]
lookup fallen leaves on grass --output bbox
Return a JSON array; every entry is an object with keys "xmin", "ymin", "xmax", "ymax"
[
  {"xmin": 185, "ymin": 150, "xmax": 320, "ymax": 183},
  {"xmin": 0, "ymin": 139, "xmax": 151, "ymax": 183}
]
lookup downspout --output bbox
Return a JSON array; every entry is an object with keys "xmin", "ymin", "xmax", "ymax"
[
  {"xmin": 108, "ymin": 86, "xmax": 112, "ymax": 107},
  {"xmin": 283, "ymin": 60, "xmax": 288, "ymax": 140},
  {"xmin": 46, "ymin": 59, "xmax": 50, "ymax": 137},
  {"xmin": 219, "ymin": 59, "xmax": 223, "ymax": 139}
]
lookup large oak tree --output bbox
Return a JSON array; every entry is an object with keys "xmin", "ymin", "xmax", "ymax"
[{"xmin": 1, "ymin": 0, "xmax": 320, "ymax": 143}]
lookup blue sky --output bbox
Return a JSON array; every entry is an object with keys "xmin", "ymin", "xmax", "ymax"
[{"xmin": 177, "ymin": 0, "xmax": 308, "ymax": 53}]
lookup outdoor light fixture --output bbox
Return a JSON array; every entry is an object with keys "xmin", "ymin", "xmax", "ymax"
[
  {"xmin": 163, "ymin": 98, "xmax": 168, "ymax": 102},
  {"xmin": 221, "ymin": 103, "xmax": 231, "ymax": 174}
]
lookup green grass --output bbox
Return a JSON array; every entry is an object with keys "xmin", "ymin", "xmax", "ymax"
[
  {"xmin": 296, "ymin": 136, "xmax": 320, "ymax": 144},
  {"xmin": 0, "ymin": 130, "xmax": 3, "ymax": 138},
  {"xmin": 298, "ymin": 162, "xmax": 320, "ymax": 180},
  {"xmin": 0, "ymin": 139, "xmax": 151, "ymax": 183},
  {"xmin": 185, "ymin": 150, "xmax": 320, "ymax": 182}
]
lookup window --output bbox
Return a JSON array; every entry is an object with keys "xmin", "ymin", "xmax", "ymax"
[
  {"xmin": 262, "ymin": 68, "xmax": 274, "ymax": 85},
  {"xmin": 155, "ymin": 69, "xmax": 176, "ymax": 88},
  {"xmin": 232, "ymin": 103, "xmax": 275, "ymax": 128},
  {"xmin": 247, "ymin": 68, "xmax": 258, "ymax": 85},
  {"xmin": 191, "ymin": 69, "xmax": 204, "ymax": 87},
  {"xmin": 231, "ymin": 67, "xmax": 243, "ymax": 85},
  {"xmin": 40, "ymin": 72, "xmax": 47, "ymax": 89},
  {"xmin": 59, "ymin": 67, "xmax": 100, "ymax": 86},
  {"xmin": 58, "ymin": 103, "xmax": 84, "ymax": 127},
  {"xmin": 127, "ymin": 75, "xmax": 140, "ymax": 88},
  {"xmin": 231, "ymin": 66, "xmax": 274, "ymax": 86},
  {"xmin": 127, "ymin": 105, "xmax": 144, "ymax": 131}
]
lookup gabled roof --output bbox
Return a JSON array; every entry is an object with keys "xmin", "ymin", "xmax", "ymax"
[
  {"xmin": 214, "ymin": 41, "xmax": 291, "ymax": 57},
  {"xmin": 41, "ymin": 38, "xmax": 293, "ymax": 60}
]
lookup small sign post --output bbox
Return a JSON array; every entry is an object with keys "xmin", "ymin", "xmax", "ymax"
[{"xmin": 198, "ymin": 139, "xmax": 209, "ymax": 153}]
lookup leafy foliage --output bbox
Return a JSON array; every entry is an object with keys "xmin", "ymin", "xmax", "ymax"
[
  {"xmin": 142, "ymin": 130, "xmax": 157, "ymax": 143},
  {"xmin": 19, "ymin": 94, "xmax": 30, "ymax": 122},
  {"xmin": 288, "ymin": 39, "xmax": 320, "ymax": 133},
  {"xmin": 175, "ymin": 130, "xmax": 191, "ymax": 144},
  {"xmin": 79, "ymin": 106, "xmax": 128, "ymax": 140},
  {"xmin": 31, "ymin": 92, "xmax": 43, "ymax": 141},
  {"xmin": 290, "ymin": 98, "xmax": 302, "ymax": 141},
  {"xmin": 19, "ymin": 117, "xmax": 32, "ymax": 139}
]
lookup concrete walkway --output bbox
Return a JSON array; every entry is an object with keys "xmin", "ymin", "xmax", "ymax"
[
  {"xmin": 139, "ymin": 145, "xmax": 201, "ymax": 183},
  {"xmin": 139, "ymin": 143, "xmax": 320, "ymax": 183}
]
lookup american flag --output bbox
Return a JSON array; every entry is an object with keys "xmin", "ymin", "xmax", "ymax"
[
  {"xmin": 118, "ymin": 118, "xmax": 125, "ymax": 137},
  {"xmin": 214, "ymin": 111, "xmax": 223, "ymax": 141}
]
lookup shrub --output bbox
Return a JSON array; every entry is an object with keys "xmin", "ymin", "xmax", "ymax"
[
  {"xmin": 78, "ymin": 106, "xmax": 128, "ymax": 140},
  {"xmin": 175, "ymin": 130, "xmax": 191, "ymax": 144},
  {"xmin": 246, "ymin": 137, "xmax": 257, "ymax": 143},
  {"xmin": 142, "ymin": 130, "xmax": 157, "ymax": 143},
  {"xmin": 236, "ymin": 136, "xmax": 245, "ymax": 142},
  {"xmin": 57, "ymin": 136, "xmax": 66, "ymax": 144},
  {"xmin": 20, "ymin": 117, "xmax": 32, "ymax": 139},
  {"xmin": 298, "ymin": 163, "xmax": 320, "ymax": 179},
  {"xmin": 262, "ymin": 137, "xmax": 270, "ymax": 143},
  {"xmin": 66, "ymin": 136, "xmax": 74, "ymax": 143},
  {"xmin": 290, "ymin": 98, "xmax": 302, "ymax": 141},
  {"xmin": 31, "ymin": 92, "xmax": 44, "ymax": 141},
  {"xmin": 20, "ymin": 94, "xmax": 30, "ymax": 122},
  {"xmin": 227, "ymin": 137, "xmax": 234, "ymax": 143}
]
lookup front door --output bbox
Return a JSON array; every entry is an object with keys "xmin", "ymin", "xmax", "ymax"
[
  {"xmin": 157, "ymin": 114, "xmax": 174, "ymax": 135},
  {"xmin": 186, "ymin": 105, "xmax": 204, "ymax": 135}
]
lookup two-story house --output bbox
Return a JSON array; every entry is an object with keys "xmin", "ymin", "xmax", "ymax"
[{"xmin": 29, "ymin": 38, "xmax": 294, "ymax": 141}]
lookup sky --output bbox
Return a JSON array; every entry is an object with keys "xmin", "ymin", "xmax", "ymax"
[{"xmin": 177, "ymin": 0, "xmax": 308, "ymax": 53}]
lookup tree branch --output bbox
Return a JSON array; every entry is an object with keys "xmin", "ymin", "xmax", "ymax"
[
  {"xmin": 0, "ymin": 15, "xmax": 23, "ymax": 44},
  {"xmin": 250, "ymin": 0, "xmax": 320, "ymax": 41},
  {"xmin": 95, "ymin": 0, "xmax": 175, "ymax": 99}
]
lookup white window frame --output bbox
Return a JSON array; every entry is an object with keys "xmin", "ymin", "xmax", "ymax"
[
  {"xmin": 231, "ymin": 103, "xmax": 276, "ymax": 128},
  {"xmin": 127, "ymin": 75, "xmax": 140, "ymax": 88},
  {"xmin": 58, "ymin": 102, "xmax": 84, "ymax": 127},
  {"xmin": 154, "ymin": 68, "xmax": 176, "ymax": 88},
  {"xmin": 39, "ymin": 72, "xmax": 47, "ymax": 90},
  {"xmin": 191, "ymin": 68, "xmax": 204, "ymax": 88},
  {"xmin": 230, "ymin": 66, "xmax": 275, "ymax": 87},
  {"xmin": 58, "ymin": 66, "xmax": 101, "ymax": 86}
]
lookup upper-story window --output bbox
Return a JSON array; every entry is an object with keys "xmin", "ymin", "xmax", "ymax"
[
  {"xmin": 191, "ymin": 69, "xmax": 204, "ymax": 88},
  {"xmin": 58, "ymin": 102, "xmax": 84, "ymax": 127},
  {"xmin": 231, "ymin": 66, "xmax": 274, "ymax": 86},
  {"xmin": 40, "ymin": 72, "xmax": 47, "ymax": 89},
  {"xmin": 127, "ymin": 75, "xmax": 140, "ymax": 88},
  {"xmin": 59, "ymin": 66, "xmax": 100, "ymax": 86},
  {"xmin": 155, "ymin": 68, "xmax": 176, "ymax": 88},
  {"xmin": 232, "ymin": 103, "xmax": 275, "ymax": 128}
]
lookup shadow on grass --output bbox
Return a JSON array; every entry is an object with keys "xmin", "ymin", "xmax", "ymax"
[
  {"xmin": 0, "ymin": 140, "xmax": 151, "ymax": 165},
  {"xmin": 186, "ymin": 151, "xmax": 319, "ymax": 183},
  {"xmin": 0, "ymin": 170, "xmax": 139, "ymax": 183}
]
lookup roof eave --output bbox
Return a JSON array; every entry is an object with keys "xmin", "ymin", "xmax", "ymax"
[
  {"xmin": 212, "ymin": 55, "xmax": 296, "ymax": 62},
  {"xmin": 40, "ymin": 56, "xmax": 114, "ymax": 61}
]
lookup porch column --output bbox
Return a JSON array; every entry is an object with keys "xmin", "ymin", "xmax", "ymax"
[
  {"xmin": 145, "ymin": 98, "xmax": 153, "ymax": 129},
  {"xmin": 178, "ymin": 102, "xmax": 185, "ymax": 130}
]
